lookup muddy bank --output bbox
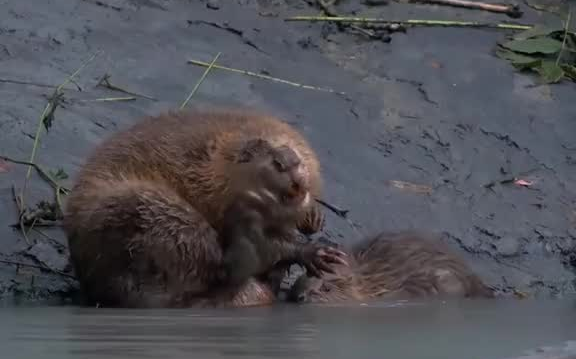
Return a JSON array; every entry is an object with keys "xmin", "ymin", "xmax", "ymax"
[{"xmin": 0, "ymin": 0, "xmax": 575, "ymax": 303}]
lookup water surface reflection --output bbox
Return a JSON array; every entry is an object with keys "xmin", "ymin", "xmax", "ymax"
[{"xmin": 2, "ymin": 298, "xmax": 575, "ymax": 359}]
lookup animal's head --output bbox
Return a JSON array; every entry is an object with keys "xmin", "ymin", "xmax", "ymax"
[
  {"xmin": 238, "ymin": 138, "xmax": 310, "ymax": 207},
  {"xmin": 287, "ymin": 264, "xmax": 359, "ymax": 304}
]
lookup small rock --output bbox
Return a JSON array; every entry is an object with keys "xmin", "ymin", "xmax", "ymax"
[{"xmin": 206, "ymin": 0, "xmax": 220, "ymax": 10}]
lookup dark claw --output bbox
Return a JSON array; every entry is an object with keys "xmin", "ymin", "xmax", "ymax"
[
  {"xmin": 312, "ymin": 259, "xmax": 335, "ymax": 274},
  {"xmin": 317, "ymin": 247, "xmax": 349, "ymax": 267},
  {"xmin": 300, "ymin": 243, "xmax": 348, "ymax": 277}
]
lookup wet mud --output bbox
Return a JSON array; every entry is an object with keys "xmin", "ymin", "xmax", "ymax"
[{"xmin": 0, "ymin": 0, "xmax": 575, "ymax": 304}]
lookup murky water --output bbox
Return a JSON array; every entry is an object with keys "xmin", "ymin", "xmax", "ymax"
[{"xmin": 1, "ymin": 298, "xmax": 575, "ymax": 359}]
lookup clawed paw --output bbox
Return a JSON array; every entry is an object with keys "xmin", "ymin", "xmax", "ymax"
[{"xmin": 301, "ymin": 244, "xmax": 348, "ymax": 278}]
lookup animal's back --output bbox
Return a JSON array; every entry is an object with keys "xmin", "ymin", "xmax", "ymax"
[
  {"xmin": 353, "ymin": 231, "xmax": 494, "ymax": 298},
  {"xmin": 69, "ymin": 109, "xmax": 321, "ymax": 225}
]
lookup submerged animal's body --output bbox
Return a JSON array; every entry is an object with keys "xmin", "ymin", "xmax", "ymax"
[
  {"xmin": 64, "ymin": 108, "xmax": 335, "ymax": 308},
  {"xmin": 288, "ymin": 231, "xmax": 495, "ymax": 304}
]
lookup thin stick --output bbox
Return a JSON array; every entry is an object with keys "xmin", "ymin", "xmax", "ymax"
[
  {"xmin": 556, "ymin": 7, "xmax": 572, "ymax": 66},
  {"xmin": 96, "ymin": 73, "xmax": 157, "ymax": 101},
  {"xmin": 180, "ymin": 52, "xmax": 221, "ymax": 110},
  {"xmin": 0, "ymin": 78, "xmax": 59, "ymax": 89},
  {"xmin": 9, "ymin": 221, "xmax": 63, "ymax": 228},
  {"xmin": 1, "ymin": 156, "xmax": 70, "ymax": 193},
  {"xmin": 23, "ymin": 50, "xmax": 102, "ymax": 204},
  {"xmin": 285, "ymin": 16, "xmax": 533, "ymax": 30},
  {"xmin": 83, "ymin": 96, "xmax": 137, "ymax": 102},
  {"xmin": 411, "ymin": 0, "xmax": 523, "ymax": 18},
  {"xmin": 187, "ymin": 59, "xmax": 346, "ymax": 95},
  {"xmin": 0, "ymin": 259, "xmax": 75, "ymax": 279},
  {"xmin": 11, "ymin": 185, "xmax": 30, "ymax": 244},
  {"xmin": 315, "ymin": 198, "xmax": 349, "ymax": 218},
  {"xmin": 0, "ymin": 78, "xmax": 82, "ymax": 91}
]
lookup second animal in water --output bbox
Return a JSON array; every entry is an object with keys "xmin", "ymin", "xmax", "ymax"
[{"xmin": 288, "ymin": 231, "xmax": 494, "ymax": 304}]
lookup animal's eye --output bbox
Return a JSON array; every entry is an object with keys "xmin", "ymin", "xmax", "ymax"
[{"xmin": 273, "ymin": 159, "xmax": 286, "ymax": 172}]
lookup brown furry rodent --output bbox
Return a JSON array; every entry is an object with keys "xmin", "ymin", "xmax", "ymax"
[
  {"xmin": 63, "ymin": 108, "xmax": 344, "ymax": 308},
  {"xmin": 287, "ymin": 231, "xmax": 494, "ymax": 304}
]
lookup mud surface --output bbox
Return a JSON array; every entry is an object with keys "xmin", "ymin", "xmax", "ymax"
[{"xmin": 0, "ymin": 0, "xmax": 575, "ymax": 303}]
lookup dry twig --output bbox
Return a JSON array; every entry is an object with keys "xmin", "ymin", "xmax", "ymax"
[
  {"xmin": 22, "ymin": 50, "xmax": 101, "ymax": 206},
  {"xmin": 96, "ymin": 73, "xmax": 157, "ymax": 101},
  {"xmin": 285, "ymin": 16, "xmax": 533, "ymax": 30},
  {"xmin": 410, "ymin": 0, "xmax": 523, "ymax": 18},
  {"xmin": 180, "ymin": 52, "xmax": 221, "ymax": 109},
  {"xmin": 315, "ymin": 198, "xmax": 349, "ymax": 218},
  {"xmin": 187, "ymin": 59, "xmax": 345, "ymax": 95}
]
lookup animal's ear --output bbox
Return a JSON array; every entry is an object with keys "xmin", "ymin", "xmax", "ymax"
[{"xmin": 237, "ymin": 138, "xmax": 273, "ymax": 163}]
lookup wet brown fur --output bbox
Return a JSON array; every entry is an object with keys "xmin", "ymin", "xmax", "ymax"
[
  {"xmin": 288, "ymin": 231, "xmax": 495, "ymax": 304},
  {"xmin": 64, "ymin": 108, "xmax": 326, "ymax": 308}
]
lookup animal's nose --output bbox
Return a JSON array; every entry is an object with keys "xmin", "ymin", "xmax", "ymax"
[{"xmin": 297, "ymin": 293, "xmax": 307, "ymax": 303}]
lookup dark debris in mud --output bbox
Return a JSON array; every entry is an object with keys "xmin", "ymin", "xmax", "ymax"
[{"xmin": 0, "ymin": 0, "xmax": 575, "ymax": 304}]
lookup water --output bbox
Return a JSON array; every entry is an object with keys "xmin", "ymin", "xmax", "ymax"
[{"xmin": 1, "ymin": 298, "xmax": 575, "ymax": 359}]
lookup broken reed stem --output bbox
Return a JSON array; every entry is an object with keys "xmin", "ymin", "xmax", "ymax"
[
  {"xmin": 3, "ymin": 155, "xmax": 69, "ymax": 226},
  {"xmin": 556, "ymin": 7, "xmax": 572, "ymax": 66},
  {"xmin": 285, "ymin": 16, "xmax": 533, "ymax": 30},
  {"xmin": 84, "ymin": 96, "xmax": 136, "ymax": 102},
  {"xmin": 187, "ymin": 59, "xmax": 346, "ymax": 95},
  {"xmin": 180, "ymin": 52, "xmax": 222, "ymax": 110},
  {"xmin": 11, "ymin": 185, "xmax": 30, "ymax": 244},
  {"xmin": 315, "ymin": 198, "xmax": 349, "ymax": 218},
  {"xmin": 96, "ymin": 73, "xmax": 157, "ymax": 101},
  {"xmin": 23, "ymin": 50, "xmax": 102, "ymax": 205},
  {"xmin": 1, "ymin": 156, "xmax": 70, "ymax": 194},
  {"xmin": 411, "ymin": 0, "xmax": 522, "ymax": 18}
]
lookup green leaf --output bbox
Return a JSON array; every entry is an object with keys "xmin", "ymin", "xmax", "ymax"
[
  {"xmin": 496, "ymin": 48, "xmax": 540, "ymax": 65},
  {"xmin": 513, "ymin": 25, "xmax": 564, "ymax": 40},
  {"xmin": 537, "ymin": 61, "xmax": 565, "ymax": 83},
  {"xmin": 49, "ymin": 168, "xmax": 69, "ymax": 181},
  {"xmin": 501, "ymin": 37, "xmax": 563, "ymax": 55}
]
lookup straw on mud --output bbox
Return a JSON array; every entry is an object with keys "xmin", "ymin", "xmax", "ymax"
[
  {"xmin": 23, "ymin": 50, "xmax": 102, "ymax": 205},
  {"xmin": 3, "ymin": 155, "xmax": 69, "ymax": 235},
  {"xmin": 2, "ymin": 156, "xmax": 70, "ymax": 194},
  {"xmin": 180, "ymin": 52, "xmax": 222, "ymax": 110},
  {"xmin": 96, "ymin": 73, "xmax": 157, "ymax": 101},
  {"xmin": 187, "ymin": 59, "xmax": 346, "ymax": 95},
  {"xmin": 411, "ymin": 0, "xmax": 523, "ymax": 18},
  {"xmin": 285, "ymin": 16, "xmax": 533, "ymax": 30},
  {"xmin": 556, "ymin": 8, "xmax": 572, "ymax": 66},
  {"xmin": 0, "ymin": 78, "xmax": 61, "ymax": 89},
  {"xmin": 83, "ymin": 96, "xmax": 137, "ymax": 102},
  {"xmin": 11, "ymin": 185, "xmax": 30, "ymax": 244}
]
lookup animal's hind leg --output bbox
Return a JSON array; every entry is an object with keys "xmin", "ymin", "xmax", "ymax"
[{"xmin": 64, "ymin": 179, "xmax": 223, "ymax": 308}]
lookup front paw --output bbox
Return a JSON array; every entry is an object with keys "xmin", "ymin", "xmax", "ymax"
[
  {"xmin": 299, "ymin": 244, "xmax": 348, "ymax": 278},
  {"xmin": 297, "ymin": 204, "xmax": 325, "ymax": 236}
]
